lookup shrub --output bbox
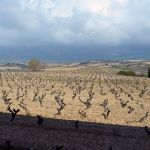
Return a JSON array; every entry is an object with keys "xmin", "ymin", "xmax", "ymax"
[
  {"xmin": 28, "ymin": 58, "xmax": 40, "ymax": 71},
  {"xmin": 118, "ymin": 70, "xmax": 136, "ymax": 76}
]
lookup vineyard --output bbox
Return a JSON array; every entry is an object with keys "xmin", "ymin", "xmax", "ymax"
[{"xmin": 0, "ymin": 66, "xmax": 150, "ymax": 149}]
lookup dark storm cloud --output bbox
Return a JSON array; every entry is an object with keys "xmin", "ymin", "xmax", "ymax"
[{"xmin": 0, "ymin": 0, "xmax": 150, "ymax": 61}]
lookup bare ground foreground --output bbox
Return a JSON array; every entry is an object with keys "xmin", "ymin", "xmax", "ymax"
[{"xmin": 0, "ymin": 66, "xmax": 150, "ymax": 150}]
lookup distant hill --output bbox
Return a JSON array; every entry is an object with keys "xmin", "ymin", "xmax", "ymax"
[
  {"xmin": 0, "ymin": 44, "xmax": 150, "ymax": 63},
  {"xmin": 2, "ymin": 63, "xmax": 27, "ymax": 68}
]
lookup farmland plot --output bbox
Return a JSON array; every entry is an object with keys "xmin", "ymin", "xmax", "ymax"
[{"xmin": 0, "ymin": 66, "xmax": 150, "ymax": 149}]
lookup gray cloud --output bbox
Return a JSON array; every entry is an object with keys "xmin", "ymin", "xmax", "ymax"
[{"xmin": 0, "ymin": 0, "xmax": 150, "ymax": 57}]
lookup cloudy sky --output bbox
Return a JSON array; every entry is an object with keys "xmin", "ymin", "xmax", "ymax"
[{"xmin": 0, "ymin": 0, "xmax": 150, "ymax": 62}]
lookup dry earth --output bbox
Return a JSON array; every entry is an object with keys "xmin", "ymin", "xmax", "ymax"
[{"xmin": 0, "ymin": 66, "xmax": 150, "ymax": 149}]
